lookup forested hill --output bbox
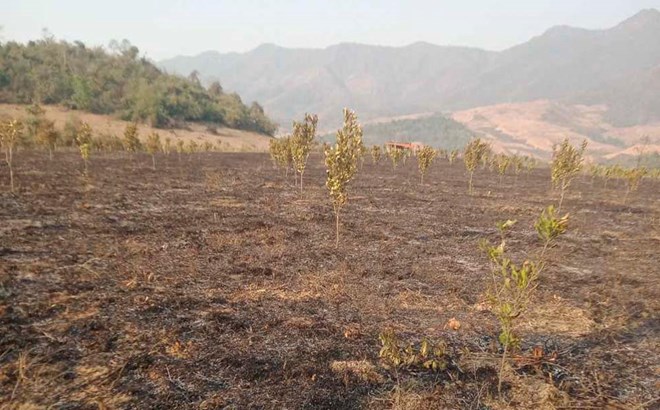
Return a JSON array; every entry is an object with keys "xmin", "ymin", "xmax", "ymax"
[{"xmin": 0, "ymin": 38, "xmax": 277, "ymax": 135}]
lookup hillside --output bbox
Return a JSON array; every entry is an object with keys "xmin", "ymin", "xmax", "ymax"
[
  {"xmin": 0, "ymin": 38, "xmax": 277, "ymax": 135},
  {"xmin": 319, "ymin": 113, "xmax": 475, "ymax": 150},
  {"xmin": 0, "ymin": 104, "xmax": 272, "ymax": 151},
  {"xmin": 450, "ymin": 100, "xmax": 660, "ymax": 161},
  {"xmin": 160, "ymin": 9, "xmax": 660, "ymax": 130}
]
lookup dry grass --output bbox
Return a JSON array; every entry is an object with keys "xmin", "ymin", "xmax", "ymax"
[
  {"xmin": 0, "ymin": 103, "xmax": 271, "ymax": 151},
  {"xmin": 452, "ymin": 100, "xmax": 660, "ymax": 160}
]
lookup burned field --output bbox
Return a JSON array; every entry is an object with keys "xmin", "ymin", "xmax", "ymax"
[{"xmin": 1, "ymin": 152, "xmax": 658, "ymax": 409}]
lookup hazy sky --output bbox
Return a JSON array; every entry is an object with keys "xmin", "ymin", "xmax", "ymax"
[{"xmin": 3, "ymin": 0, "xmax": 659, "ymax": 60}]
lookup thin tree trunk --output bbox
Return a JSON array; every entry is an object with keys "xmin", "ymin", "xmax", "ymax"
[
  {"xmin": 558, "ymin": 184, "xmax": 566, "ymax": 212},
  {"xmin": 152, "ymin": 155, "xmax": 156, "ymax": 171},
  {"xmin": 335, "ymin": 210, "xmax": 340, "ymax": 247},
  {"xmin": 7, "ymin": 147, "xmax": 14, "ymax": 193},
  {"xmin": 468, "ymin": 171, "xmax": 474, "ymax": 194},
  {"xmin": 498, "ymin": 343, "xmax": 508, "ymax": 397},
  {"xmin": 9, "ymin": 165, "xmax": 14, "ymax": 193}
]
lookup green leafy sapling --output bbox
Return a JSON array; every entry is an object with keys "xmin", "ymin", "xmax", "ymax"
[
  {"xmin": 482, "ymin": 205, "xmax": 568, "ymax": 394},
  {"xmin": 289, "ymin": 113, "xmax": 318, "ymax": 193},
  {"xmin": 269, "ymin": 136, "xmax": 293, "ymax": 177},
  {"xmin": 325, "ymin": 108, "xmax": 363, "ymax": 246}
]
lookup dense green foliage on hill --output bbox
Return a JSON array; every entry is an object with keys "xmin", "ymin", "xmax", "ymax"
[
  {"xmin": 0, "ymin": 38, "xmax": 277, "ymax": 135},
  {"xmin": 320, "ymin": 113, "xmax": 474, "ymax": 149}
]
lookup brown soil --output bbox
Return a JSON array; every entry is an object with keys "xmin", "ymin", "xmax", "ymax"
[{"xmin": 1, "ymin": 151, "xmax": 658, "ymax": 409}]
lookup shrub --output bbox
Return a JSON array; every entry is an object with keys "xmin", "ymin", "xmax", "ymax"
[
  {"xmin": 463, "ymin": 138, "xmax": 491, "ymax": 194},
  {"xmin": 176, "ymin": 139, "xmax": 185, "ymax": 159},
  {"xmin": 269, "ymin": 136, "xmax": 293, "ymax": 176},
  {"xmin": 371, "ymin": 145, "xmax": 382, "ymax": 164},
  {"xmin": 416, "ymin": 145, "xmax": 437, "ymax": 184},
  {"xmin": 494, "ymin": 154, "xmax": 510, "ymax": 185},
  {"xmin": 0, "ymin": 119, "xmax": 23, "ymax": 192},
  {"xmin": 94, "ymin": 133, "xmax": 123, "ymax": 152},
  {"xmin": 448, "ymin": 149, "xmax": 458, "ymax": 165},
  {"xmin": 145, "ymin": 132, "xmax": 162, "ymax": 170},
  {"xmin": 481, "ymin": 206, "xmax": 568, "ymax": 394},
  {"xmin": 123, "ymin": 122, "xmax": 142, "ymax": 152},
  {"xmin": 37, "ymin": 119, "xmax": 58, "ymax": 160},
  {"xmin": 551, "ymin": 138, "xmax": 587, "ymax": 211},
  {"xmin": 387, "ymin": 146, "xmax": 404, "ymax": 171},
  {"xmin": 379, "ymin": 329, "xmax": 448, "ymax": 373},
  {"xmin": 186, "ymin": 140, "xmax": 199, "ymax": 153},
  {"xmin": 60, "ymin": 115, "xmax": 82, "ymax": 147},
  {"xmin": 510, "ymin": 154, "xmax": 524, "ymax": 180},
  {"xmin": 75, "ymin": 122, "xmax": 93, "ymax": 174},
  {"xmin": 324, "ymin": 108, "xmax": 363, "ymax": 246},
  {"xmin": 623, "ymin": 166, "xmax": 647, "ymax": 203},
  {"xmin": 290, "ymin": 113, "xmax": 318, "ymax": 192}
]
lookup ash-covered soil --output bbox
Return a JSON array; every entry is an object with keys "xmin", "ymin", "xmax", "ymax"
[{"xmin": 1, "ymin": 152, "xmax": 658, "ymax": 409}]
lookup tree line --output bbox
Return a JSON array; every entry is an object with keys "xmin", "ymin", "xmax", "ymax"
[{"xmin": 0, "ymin": 37, "xmax": 277, "ymax": 135}]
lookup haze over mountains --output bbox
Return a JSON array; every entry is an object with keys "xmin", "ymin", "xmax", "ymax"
[{"xmin": 160, "ymin": 9, "xmax": 660, "ymax": 160}]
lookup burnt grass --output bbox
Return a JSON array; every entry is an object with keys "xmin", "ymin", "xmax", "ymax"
[{"xmin": 1, "ymin": 151, "xmax": 658, "ymax": 409}]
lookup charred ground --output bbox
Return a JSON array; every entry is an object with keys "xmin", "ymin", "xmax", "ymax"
[{"xmin": 1, "ymin": 152, "xmax": 658, "ymax": 409}]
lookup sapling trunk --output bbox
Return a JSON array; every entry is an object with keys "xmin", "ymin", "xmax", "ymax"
[
  {"xmin": 335, "ymin": 209, "xmax": 340, "ymax": 247},
  {"xmin": 9, "ymin": 165, "xmax": 15, "ymax": 193},
  {"xmin": 152, "ymin": 154, "xmax": 156, "ymax": 171},
  {"xmin": 498, "ymin": 343, "xmax": 508, "ymax": 396},
  {"xmin": 558, "ymin": 183, "xmax": 566, "ymax": 212},
  {"xmin": 325, "ymin": 109, "xmax": 362, "ymax": 246},
  {"xmin": 6, "ymin": 147, "xmax": 14, "ymax": 193},
  {"xmin": 468, "ymin": 171, "xmax": 474, "ymax": 194}
]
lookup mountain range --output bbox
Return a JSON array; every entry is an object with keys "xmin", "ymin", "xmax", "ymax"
[{"xmin": 160, "ymin": 9, "xmax": 660, "ymax": 160}]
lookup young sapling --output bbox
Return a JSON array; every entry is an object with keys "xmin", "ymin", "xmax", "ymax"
[
  {"xmin": 324, "ymin": 108, "xmax": 363, "ymax": 246},
  {"xmin": 551, "ymin": 138, "xmax": 587, "ymax": 211},
  {"xmin": 0, "ymin": 119, "xmax": 23, "ymax": 192}
]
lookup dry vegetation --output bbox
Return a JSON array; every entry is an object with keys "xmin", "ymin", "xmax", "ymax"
[
  {"xmin": 0, "ymin": 131, "xmax": 658, "ymax": 408},
  {"xmin": 0, "ymin": 104, "xmax": 272, "ymax": 152},
  {"xmin": 452, "ymin": 100, "xmax": 660, "ymax": 161}
]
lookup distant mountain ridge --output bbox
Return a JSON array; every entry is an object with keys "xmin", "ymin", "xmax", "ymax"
[{"xmin": 160, "ymin": 9, "xmax": 660, "ymax": 131}]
